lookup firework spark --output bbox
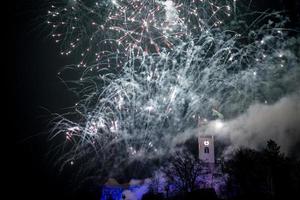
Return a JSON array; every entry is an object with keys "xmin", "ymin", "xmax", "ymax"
[{"xmin": 46, "ymin": 0, "xmax": 300, "ymax": 177}]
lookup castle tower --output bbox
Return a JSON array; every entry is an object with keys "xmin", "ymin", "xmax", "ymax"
[
  {"xmin": 198, "ymin": 135, "xmax": 215, "ymax": 189},
  {"xmin": 198, "ymin": 135, "xmax": 215, "ymax": 164}
]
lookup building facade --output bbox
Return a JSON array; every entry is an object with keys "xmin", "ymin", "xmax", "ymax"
[{"xmin": 198, "ymin": 135, "xmax": 215, "ymax": 163}]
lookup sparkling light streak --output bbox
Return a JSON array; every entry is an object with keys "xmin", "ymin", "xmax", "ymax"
[{"xmin": 46, "ymin": 0, "xmax": 300, "ymax": 177}]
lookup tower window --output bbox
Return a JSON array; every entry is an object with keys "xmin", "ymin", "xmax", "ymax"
[{"xmin": 204, "ymin": 147, "xmax": 209, "ymax": 154}]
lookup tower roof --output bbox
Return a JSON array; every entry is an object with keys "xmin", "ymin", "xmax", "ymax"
[{"xmin": 104, "ymin": 178, "xmax": 120, "ymax": 186}]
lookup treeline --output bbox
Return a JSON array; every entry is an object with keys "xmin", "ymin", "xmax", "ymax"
[
  {"xmin": 224, "ymin": 140, "xmax": 300, "ymax": 200},
  {"xmin": 142, "ymin": 140, "xmax": 300, "ymax": 200}
]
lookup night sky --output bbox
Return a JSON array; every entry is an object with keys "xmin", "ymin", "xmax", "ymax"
[
  {"xmin": 15, "ymin": 1, "xmax": 77, "ymax": 199},
  {"xmin": 15, "ymin": 1, "xmax": 299, "ymax": 200}
]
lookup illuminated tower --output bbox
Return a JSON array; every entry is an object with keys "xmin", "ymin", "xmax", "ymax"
[
  {"xmin": 198, "ymin": 135, "xmax": 215, "ymax": 189},
  {"xmin": 198, "ymin": 135, "xmax": 215, "ymax": 164}
]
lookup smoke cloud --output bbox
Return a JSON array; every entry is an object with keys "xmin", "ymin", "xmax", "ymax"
[{"xmin": 206, "ymin": 92, "xmax": 300, "ymax": 156}]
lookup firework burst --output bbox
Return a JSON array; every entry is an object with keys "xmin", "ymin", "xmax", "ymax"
[{"xmin": 46, "ymin": 0, "xmax": 300, "ymax": 177}]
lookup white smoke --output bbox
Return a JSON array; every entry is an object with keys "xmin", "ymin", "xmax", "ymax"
[
  {"xmin": 122, "ymin": 179, "xmax": 151, "ymax": 200},
  {"xmin": 163, "ymin": 0, "xmax": 180, "ymax": 29},
  {"xmin": 122, "ymin": 190, "xmax": 137, "ymax": 200},
  {"xmin": 206, "ymin": 92, "xmax": 300, "ymax": 155}
]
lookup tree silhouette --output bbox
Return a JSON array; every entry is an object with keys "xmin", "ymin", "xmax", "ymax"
[
  {"xmin": 162, "ymin": 150, "xmax": 204, "ymax": 194},
  {"xmin": 225, "ymin": 140, "xmax": 300, "ymax": 199}
]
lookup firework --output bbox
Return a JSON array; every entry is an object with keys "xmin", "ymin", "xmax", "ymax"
[{"xmin": 46, "ymin": 0, "xmax": 300, "ymax": 177}]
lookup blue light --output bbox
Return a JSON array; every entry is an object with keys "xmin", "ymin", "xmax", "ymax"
[
  {"xmin": 100, "ymin": 185, "xmax": 145, "ymax": 200},
  {"xmin": 101, "ymin": 186, "xmax": 123, "ymax": 200}
]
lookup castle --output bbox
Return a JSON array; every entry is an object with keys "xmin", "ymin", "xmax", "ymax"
[{"xmin": 101, "ymin": 135, "xmax": 225, "ymax": 200}]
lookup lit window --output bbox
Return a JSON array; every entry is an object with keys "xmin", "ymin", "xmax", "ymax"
[
  {"xmin": 204, "ymin": 140, "xmax": 209, "ymax": 146},
  {"xmin": 204, "ymin": 147, "xmax": 209, "ymax": 154}
]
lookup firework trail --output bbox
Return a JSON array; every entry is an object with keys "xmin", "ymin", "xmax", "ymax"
[{"xmin": 46, "ymin": 0, "xmax": 300, "ymax": 177}]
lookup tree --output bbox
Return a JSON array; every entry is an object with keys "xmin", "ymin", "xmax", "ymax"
[
  {"xmin": 224, "ymin": 148, "xmax": 265, "ymax": 197},
  {"xmin": 162, "ymin": 150, "xmax": 204, "ymax": 194},
  {"xmin": 262, "ymin": 140, "xmax": 283, "ymax": 197},
  {"xmin": 262, "ymin": 140, "xmax": 300, "ymax": 199},
  {"xmin": 225, "ymin": 140, "xmax": 300, "ymax": 199}
]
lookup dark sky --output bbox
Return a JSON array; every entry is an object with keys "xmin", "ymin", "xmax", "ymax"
[
  {"xmin": 15, "ymin": 0, "xmax": 299, "ymax": 200},
  {"xmin": 15, "ymin": 1, "xmax": 77, "ymax": 199}
]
